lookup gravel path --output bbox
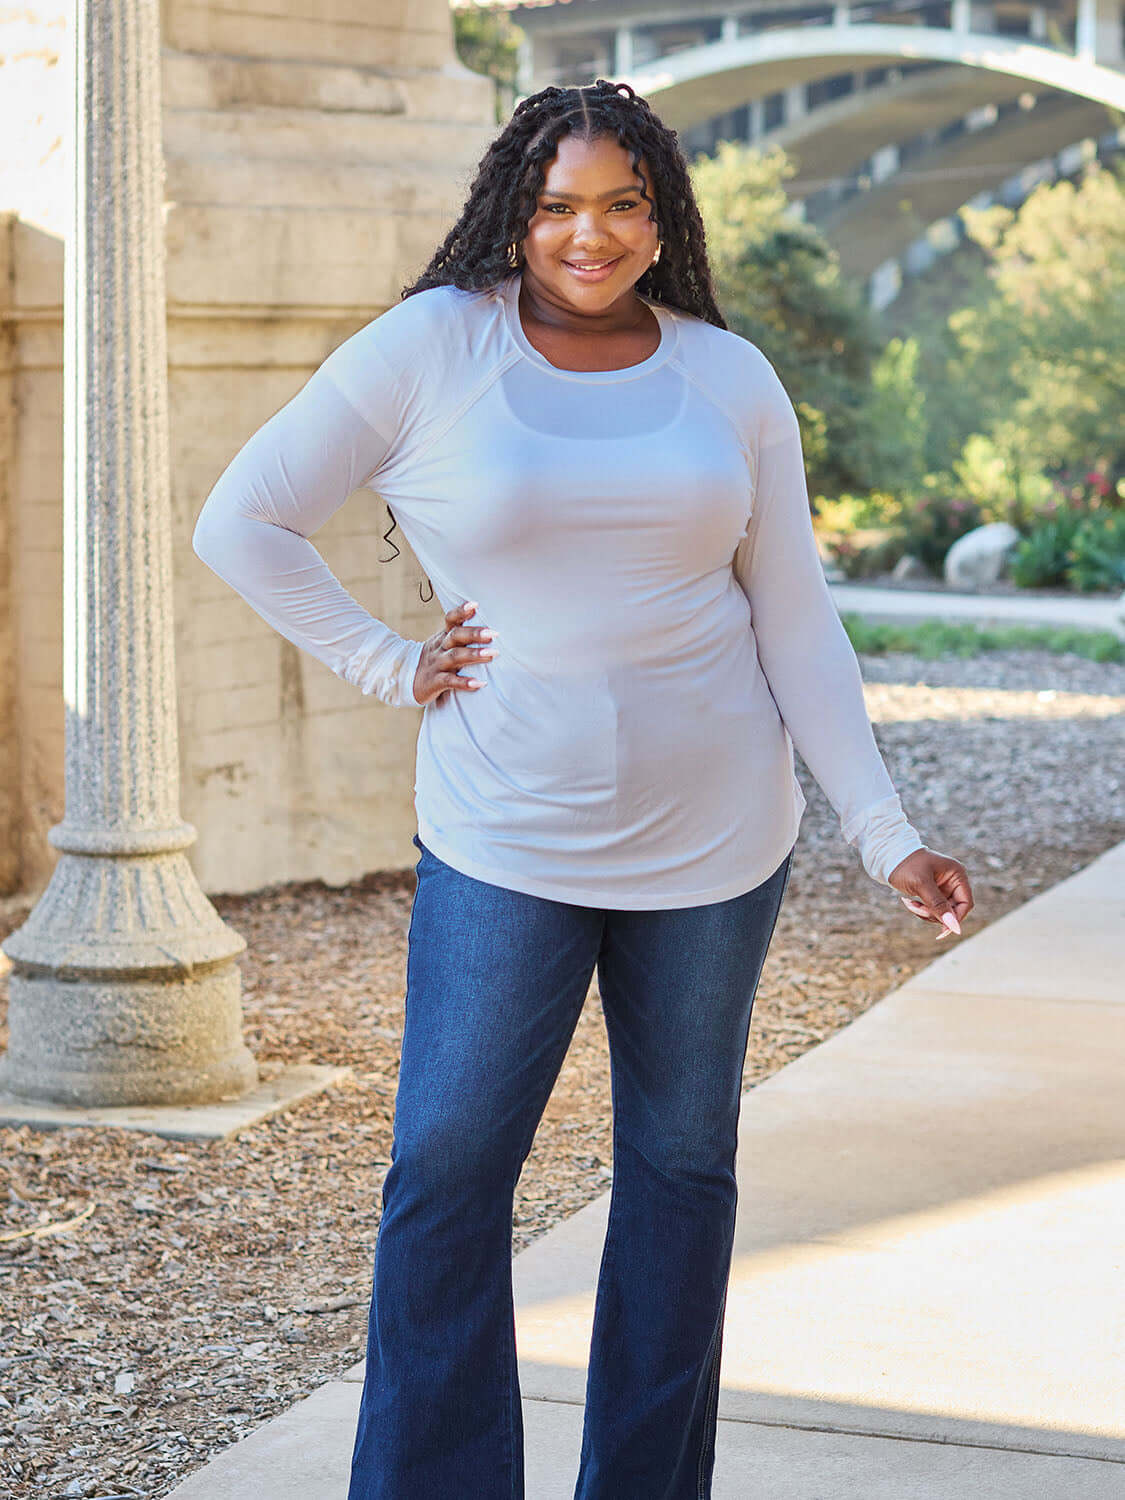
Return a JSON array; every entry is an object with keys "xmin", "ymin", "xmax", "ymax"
[{"xmin": 1, "ymin": 647, "xmax": 1122, "ymax": 1500}]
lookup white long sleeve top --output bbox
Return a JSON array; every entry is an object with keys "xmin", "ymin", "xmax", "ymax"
[{"xmin": 192, "ymin": 269, "xmax": 925, "ymax": 908}]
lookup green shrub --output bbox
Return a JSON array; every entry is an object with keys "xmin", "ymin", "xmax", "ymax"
[
  {"xmin": 1010, "ymin": 508, "xmax": 1125, "ymax": 591},
  {"xmin": 1008, "ymin": 512, "xmax": 1085, "ymax": 588},
  {"xmin": 888, "ymin": 490, "xmax": 985, "ymax": 575},
  {"xmin": 840, "ymin": 614, "xmax": 1124, "ymax": 662},
  {"xmin": 952, "ymin": 433, "xmax": 1056, "ymax": 529},
  {"xmin": 822, "ymin": 529, "xmax": 905, "ymax": 579},
  {"xmin": 1065, "ymin": 511, "xmax": 1125, "ymax": 592}
]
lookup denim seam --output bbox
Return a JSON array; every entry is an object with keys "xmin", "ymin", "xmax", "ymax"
[
  {"xmin": 574, "ymin": 1108, "xmax": 624, "ymax": 1496},
  {"xmin": 696, "ymin": 1283, "xmax": 726, "ymax": 1499},
  {"xmin": 697, "ymin": 852, "xmax": 789, "ymax": 1498},
  {"xmin": 505, "ymin": 1160, "xmax": 521, "ymax": 1500}
]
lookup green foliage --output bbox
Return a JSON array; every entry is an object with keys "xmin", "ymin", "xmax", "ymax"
[
  {"xmin": 1067, "ymin": 512, "xmax": 1125, "ymax": 592},
  {"xmin": 690, "ymin": 141, "xmax": 888, "ymax": 496},
  {"xmin": 915, "ymin": 162, "xmax": 1125, "ymax": 488},
  {"xmin": 1010, "ymin": 509, "xmax": 1125, "ymax": 593},
  {"xmin": 885, "ymin": 490, "xmax": 983, "ymax": 576},
  {"xmin": 813, "ymin": 492, "xmax": 898, "ymax": 531},
  {"xmin": 848, "ymin": 336, "xmax": 930, "ymax": 499},
  {"xmin": 817, "ymin": 159, "xmax": 1125, "ymax": 593},
  {"xmin": 950, "ymin": 433, "xmax": 1056, "ymax": 530},
  {"xmin": 452, "ymin": 3, "xmax": 524, "ymax": 122},
  {"xmin": 825, "ymin": 529, "xmax": 906, "ymax": 580},
  {"xmin": 840, "ymin": 614, "xmax": 1125, "ymax": 664},
  {"xmin": 1007, "ymin": 513, "xmax": 1086, "ymax": 589}
]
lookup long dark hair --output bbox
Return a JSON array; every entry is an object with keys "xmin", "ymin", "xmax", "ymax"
[
  {"xmin": 401, "ymin": 79, "xmax": 726, "ymax": 325},
  {"xmin": 382, "ymin": 78, "xmax": 725, "ymax": 593}
]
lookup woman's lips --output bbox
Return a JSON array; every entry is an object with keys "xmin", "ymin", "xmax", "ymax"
[{"xmin": 561, "ymin": 256, "xmax": 623, "ymax": 282}]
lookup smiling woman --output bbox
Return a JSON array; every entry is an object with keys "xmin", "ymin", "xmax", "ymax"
[
  {"xmin": 515, "ymin": 134, "xmax": 665, "ymax": 369},
  {"xmin": 190, "ymin": 75, "xmax": 973, "ymax": 1500}
]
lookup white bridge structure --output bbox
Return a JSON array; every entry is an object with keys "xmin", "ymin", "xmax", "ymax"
[{"xmin": 484, "ymin": 0, "xmax": 1125, "ymax": 303}]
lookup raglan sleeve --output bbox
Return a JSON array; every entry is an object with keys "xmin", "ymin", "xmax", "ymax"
[
  {"xmin": 191, "ymin": 316, "xmax": 426, "ymax": 709},
  {"xmin": 731, "ymin": 346, "xmax": 926, "ymax": 888}
]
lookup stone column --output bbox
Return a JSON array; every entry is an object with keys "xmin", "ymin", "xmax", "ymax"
[
  {"xmin": 1076, "ymin": 0, "xmax": 1125, "ymax": 61},
  {"xmin": 615, "ymin": 25, "xmax": 635, "ymax": 74},
  {"xmin": 784, "ymin": 83, "xmax": 808, "ymax": 123},
  {"xmin": 0, "ymin": 0, "xmax": 258, "ymax": 1106}
]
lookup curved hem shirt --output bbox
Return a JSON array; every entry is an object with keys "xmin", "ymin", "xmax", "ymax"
[{"xmin": 192, "ymin": 270, "xmax": 925, "ymax": 909}]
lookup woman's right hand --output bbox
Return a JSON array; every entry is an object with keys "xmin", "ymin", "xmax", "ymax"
[{"xmin": 411, "ymin": 600, "xmax": 497, "ymax": 706}]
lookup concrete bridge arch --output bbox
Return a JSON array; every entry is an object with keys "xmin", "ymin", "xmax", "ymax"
[{"xmin": 625, "ymin": 24, "xmax": 1125, "ymax": 133}]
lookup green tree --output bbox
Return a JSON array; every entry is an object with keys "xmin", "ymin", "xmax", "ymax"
[
  {"xmin": 452, "ymin": 3, "xmax": 525, "ymax": 123},
  {"xmin": 690, "ymin": 140, "xmax": 891, "ymax": 497},
  {"xmin": 929, "ymin": 162, "xmax": 1125, "ymax": 485}
]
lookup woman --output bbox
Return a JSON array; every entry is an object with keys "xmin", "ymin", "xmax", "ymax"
[{"xmin": 193, "ymin": 79, "xmax": 972, "ymax": 1500}]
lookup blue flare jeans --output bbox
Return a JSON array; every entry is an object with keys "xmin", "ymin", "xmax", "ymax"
[{"xmin": 347, "ymin": 832, "xmax": 794, "ymax": 1500}]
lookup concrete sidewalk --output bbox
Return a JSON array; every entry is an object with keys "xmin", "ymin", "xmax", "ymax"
[
  {"xmin": 827, "ymin": 580, "xmax": 1125, "ymax": 639},
  {"xmin": 167, "ymin": 840, "xmax": 1125, "ymax": 1499}
]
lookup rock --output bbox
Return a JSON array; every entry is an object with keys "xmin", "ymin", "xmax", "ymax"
[
  {"xmin": 892, "ymin": 553, "xmax": 930, "ymax": 581},
  {"xmin": 943, "ymin": 522, "xmax": 1022, "ymax": 590}
]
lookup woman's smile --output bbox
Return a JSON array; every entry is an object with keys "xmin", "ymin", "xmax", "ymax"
[{"xmin": 560, "ymin": 255, "xmax": 624, "ymax": 282}]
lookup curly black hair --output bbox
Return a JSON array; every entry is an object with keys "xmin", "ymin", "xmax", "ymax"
[
  {"xmin": 382, "ymin": 78, "xmax": 726, "ymax": 594},
  {"xmin": 401, "ymin": 78, "xmax": 726, "ymax": 325}
]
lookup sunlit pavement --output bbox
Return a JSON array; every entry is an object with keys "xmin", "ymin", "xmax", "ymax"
[
  {"xmin": 167, "ymin": 840, "xmax": 1125, "ymax": 1498},
  {"xmin": 827, "ymin": 580, "xmax": 1124, "ymax": 638}
]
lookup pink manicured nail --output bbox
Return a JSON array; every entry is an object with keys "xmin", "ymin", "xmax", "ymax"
[{"xmin": 940, "ymin": 911, "xmax": 962, "ymax": 935}]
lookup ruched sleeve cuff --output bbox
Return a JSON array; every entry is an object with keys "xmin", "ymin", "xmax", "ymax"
[
  {"xmin": 343, "ymin": 632, "xmax": 426, "ymax": 709},
  {"xmin": 841, "ymin": 792, "xmax": 926, "ymax": 887}
]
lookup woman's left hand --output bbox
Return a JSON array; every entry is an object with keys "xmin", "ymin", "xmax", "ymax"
[{"xmin": 887, "ymin": 848, "xmax": 974, "ymax": 940}]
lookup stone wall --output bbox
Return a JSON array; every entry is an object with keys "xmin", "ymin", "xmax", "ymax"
[{"xmin": 0, "ymin": 1, "xmax": 497, "ymax": 898}]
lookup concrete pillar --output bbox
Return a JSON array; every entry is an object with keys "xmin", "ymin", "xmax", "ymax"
[
  {"xmin": 785, "ymin": 83, "xmax": 807, "ymax": 122},
  {"xmin": 1029, "ymin": 4, "xmax": 1048, "ymax": 39},
  {"xmin": 1076, "ymin": 0, "xmax": 1124, "ymax": 61},
  {"xmin": 951, "ymin": 0, "xmax": 972, "ymax": 32},
  {"xmin": 516, "ymin": 35, "xmax": 535, "ymax": 94},
  {"xmin": 833, "ymin": 3, "xmax": 850, "ymax": 25},
  {"xmin": 0, "ymin": 219, "xmax": 16, "ymax": 897},
  {"xmin": 0, "ymin": 0, "xmax": 257, "ymax": 1107},
  {"xmin": 615, "ymin": 25, "xmax": 634, "ymax": 73},
  {"xmin": 749, "ymin": 97, "xmax": 766, "ymax": 139},
  {"xmin": 721, "ymin": 15, "xmax": 740, "ymax": 41},
  {"xmin": 871, "ymin": 143, "xmax": 900, "ymax": 183}
]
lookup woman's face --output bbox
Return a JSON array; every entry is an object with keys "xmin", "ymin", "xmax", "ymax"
[{"xmin": 519, "ymin": 132, "xmax": 660, "ymax": 311}]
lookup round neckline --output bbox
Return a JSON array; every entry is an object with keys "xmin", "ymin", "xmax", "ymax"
[{"xmin": 500, "ymin": 269, "xmax": 678, "ymax": 383}]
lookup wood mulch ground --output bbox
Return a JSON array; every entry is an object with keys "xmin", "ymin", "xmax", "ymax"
[{"xmin": 1, "ymin": 646, "xmax": 1123, "ymax": 1499}]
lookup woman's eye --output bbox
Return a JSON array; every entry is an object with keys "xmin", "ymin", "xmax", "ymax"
[{"xmin": 542, "ymin": 201, "xmax": 641, "ymax": 213}]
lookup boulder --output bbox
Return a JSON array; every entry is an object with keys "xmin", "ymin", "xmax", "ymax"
[
  {"xmin": 892, "ymin": 553, "xmax": 931, "ymax": 581},
  {"xmin": 943, "ymin": 521, "xmax": 1022, "ymax": 591}
]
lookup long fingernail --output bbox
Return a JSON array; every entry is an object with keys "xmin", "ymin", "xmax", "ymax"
[{"xmin": 941, "ymin": 911, "xmax": 961, "ymax": 935}]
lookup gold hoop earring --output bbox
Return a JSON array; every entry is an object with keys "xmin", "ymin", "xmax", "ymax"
[
  {"xmin": 651, "ymin": 238, "xmax": 663, "ymax": 265},
  {"xmin": 507, "ymin": 241, "xmax": 521, "ymax": 268}
]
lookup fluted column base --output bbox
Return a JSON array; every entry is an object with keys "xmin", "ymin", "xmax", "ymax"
[
  {"xmin": 0, "ymin": 846, "xmax": 259, "ymax": 1107},
  {"xmin": 0, "ymin": 968, "xmax": 257, "ymax": 1107}
]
